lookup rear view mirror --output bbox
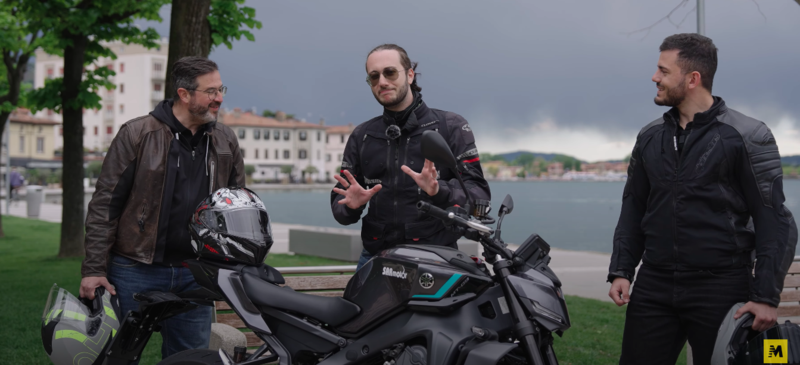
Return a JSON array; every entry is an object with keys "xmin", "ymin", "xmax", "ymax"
[{"xmin": 421, "ymin": 130, "xmax": 457, "ymax": 172}]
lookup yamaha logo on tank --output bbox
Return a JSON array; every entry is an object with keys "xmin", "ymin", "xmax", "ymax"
[{"xmin": 419, "ymin": 273, "xmax": 435, "ymax": 289}]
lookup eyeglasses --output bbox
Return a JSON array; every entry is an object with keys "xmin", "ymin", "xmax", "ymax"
[
  {"xmin": 188, "ymin": 86, "xmax": 228, "ymax": 100},
  {"xmin": 366, "ymin": 67, "xmax": 403, "ymax": 86}
]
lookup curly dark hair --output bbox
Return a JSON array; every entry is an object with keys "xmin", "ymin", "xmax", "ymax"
[{"xmin": 659, "ymin": 33, "xmax": 718, "ymax": 92}]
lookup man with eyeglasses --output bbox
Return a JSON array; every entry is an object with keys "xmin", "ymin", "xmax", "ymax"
[
  {"xmin": 331, "ymin": 44, "xmax": 491, "ymax": 270},
  {"xmin": 81, "ymin": 56, "xmax": 244, "ymax": 360}
]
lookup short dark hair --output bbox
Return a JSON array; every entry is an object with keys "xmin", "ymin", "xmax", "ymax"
[
  {"xmin": 659, "ymin": 33, "xmax": 718, "ymax": 92},
  {"xmin": 366, "ymin": 44, "xmax": 421, "ymax": 92},
  {"xmin": 171, "ymin": 57, "xmax": 219, "ymax": 100}
]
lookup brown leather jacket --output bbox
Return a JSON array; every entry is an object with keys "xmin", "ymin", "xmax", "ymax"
[{"xmin": 81, "ymin": 114, "xmax": 245, "ymax": 277}]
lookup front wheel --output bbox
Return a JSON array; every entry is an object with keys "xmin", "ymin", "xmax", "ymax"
[{"xmin": 156, "ymin": 349, "xmax": 224, "ymax": 365}]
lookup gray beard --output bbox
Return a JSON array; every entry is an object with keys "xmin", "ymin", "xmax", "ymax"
[{"xmin": 189, "ymin": 100, "xmax": 218, "ymax": 123}]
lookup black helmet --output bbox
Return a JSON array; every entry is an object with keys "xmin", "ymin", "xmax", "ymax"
[
  {"xmin": 189, "ymin": 187, "xmax": 273, "ymax": 265},
  {"xmin": 711, "ymin": 302, "xmax": 800, "ymax": 364}
]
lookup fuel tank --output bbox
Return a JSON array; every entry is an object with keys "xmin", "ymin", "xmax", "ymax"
[{"xmin": 336, "ymin": 245, "xmax": 493, "ymax": 336}]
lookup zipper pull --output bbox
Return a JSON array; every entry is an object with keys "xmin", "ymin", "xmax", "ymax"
[
  {"xmin": 673, "ymin": 136, "xmax": 678, "ymax": 151},
  {"xmin": 192, "ymin": 150, "xmax": 196, "ymax": 161},
  {"xmin": 138, "ymin": 219, "xmax": 144, "ymax": 232}
]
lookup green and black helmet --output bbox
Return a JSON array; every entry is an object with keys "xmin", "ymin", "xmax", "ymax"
[{"xmin": 41, "ymin": 284, "xmax": 121, "ymax": 365}]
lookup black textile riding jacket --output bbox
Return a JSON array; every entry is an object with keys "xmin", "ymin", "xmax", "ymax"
[
  {"xmin": 608, "ymin": 97, "xmax": 798, "ymax": 307},
  {"xmin": 330, "ymin": 99, "xmax": 491, "ymax": 255}
]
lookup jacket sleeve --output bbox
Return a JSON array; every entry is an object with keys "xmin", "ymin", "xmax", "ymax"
[
  {"xmin": 429, "ymin": 112, "xmax": 491, "ymax": 209},
  {"xmin": 331, "ymin": 130, "xmax": 366, "ymax": 225},
  {"xmin": 736, "ymin": 123, "xmax": 798, "ymax": 307},
  {"xmin": 608, "ymin": 138, "xmax": 650, "ymax": 283},
  {"xmin": 82, "ymin": 125, "xmax": 138, "ymax": 278},
  {"xmin": 228, "ymin": 129, "xmax": 246, "ymax": 188}
]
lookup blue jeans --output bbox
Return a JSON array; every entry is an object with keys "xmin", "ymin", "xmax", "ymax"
[
  {"xmin": 107, "ymin": 254, "xmax": 212, "ymax": 361},
  {"xmin": 356, "ymin": 249, "xmax": 373, "ymax": 271}
]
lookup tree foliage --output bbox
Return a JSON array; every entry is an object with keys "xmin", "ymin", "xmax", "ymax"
[{"xmin": 208, "ymin": 0, "xmax": 262, "ymax": 50}]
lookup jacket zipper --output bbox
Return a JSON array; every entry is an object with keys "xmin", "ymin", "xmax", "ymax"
[
  {"xmin": 138, "ymin": 202, "xmax": 147, "ymax": 232},
  {"xmin": 670, "ymin": 119, "xmax": 693, "ymax": 267},
  {"xmin": 209, "ymin": 161, "xmax": 216, "ymax": 194},
  {"xmin": 391, "ymin": 139, "xmax": 398, "ymax": 228},
  {"xmin": 403, "ymin": 136, "xmax": 411, "ymax": 185}
]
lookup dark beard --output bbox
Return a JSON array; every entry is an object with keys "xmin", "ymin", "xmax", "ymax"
[
  {"xmin": 654, "ymin": 79, "xmax": 687, "ymax": 107},
  {"xmin": 189, "ymin": 98, "xmax": 220, "ymax": 123},
  {"xmin": 374, "ymin": 77, "xmax": 410, "ymax": 109}
]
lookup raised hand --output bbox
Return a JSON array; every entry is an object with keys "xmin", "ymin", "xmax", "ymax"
[
  {"xmin": 401, "ymin": 159, "xmax": 439, "ymax": 196},
  {"xmin": 333, "ymin": 170, "xmax": 382, "ymax": 210}
]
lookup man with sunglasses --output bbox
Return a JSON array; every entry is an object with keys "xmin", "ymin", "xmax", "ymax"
[
  {"xmin": 81, "ymin": 56, "xmax": 245, "ymax": 360},
  {"xmin": 332, "ymin": 44, "xmax": 491, "ymax": 270}
]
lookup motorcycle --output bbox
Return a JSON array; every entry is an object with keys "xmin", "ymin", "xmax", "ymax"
[{"xmin": 98, "ymin": 130, "xmax": 571, "ymax": 365}]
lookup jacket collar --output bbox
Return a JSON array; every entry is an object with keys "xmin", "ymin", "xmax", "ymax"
[{"xmin": 664, "ymin": 96, "xmax": 727, "ymax": 127}]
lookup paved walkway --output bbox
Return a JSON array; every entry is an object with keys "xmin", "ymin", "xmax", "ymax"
[{"xmin": 4, "ymin": 200, "xmax": 615, "ymax": 303}]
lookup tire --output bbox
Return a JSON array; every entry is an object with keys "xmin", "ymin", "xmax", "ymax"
[{"xmin": 156, "ymin": 349, "xmax": 224, "ymax": 365}]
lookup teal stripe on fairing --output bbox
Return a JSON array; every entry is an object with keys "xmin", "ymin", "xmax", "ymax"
[{"xmin": 412, "ymin": 274, "xmax": 463, "ymax": 299}]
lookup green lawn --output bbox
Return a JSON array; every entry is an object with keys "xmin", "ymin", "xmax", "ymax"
[{"xmin": 0, "ymin": 215, "xmax": 685, "ymax": 365}]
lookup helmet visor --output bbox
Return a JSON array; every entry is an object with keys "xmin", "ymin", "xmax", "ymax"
[
  {"xmin": 200, "ymin": 208, "xmax": 271, "ymax": 243},
  {"xmin": 42, "ymin": 285, "xmax": 91, "ymax": 327}
]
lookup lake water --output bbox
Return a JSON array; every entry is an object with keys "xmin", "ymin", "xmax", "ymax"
[{"xmin": 254, "ymin": 180, "xmax": 800, "ymax": 254}]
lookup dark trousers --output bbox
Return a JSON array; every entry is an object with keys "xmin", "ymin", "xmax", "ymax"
[{"xmin": 620, "ymin": 265, "xmax": 751, "ymax": 365}]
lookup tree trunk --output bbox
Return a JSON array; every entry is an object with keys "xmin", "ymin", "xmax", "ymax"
[
  {"xmin": 58, "ymin": 35, "xmax": 88, "ymax": 258},
  {"xmin": 165, "ymin": 0, "xmax": 212, "ymax": 97},
  {"xmin": 0, "ymin": 49, "xmax": 31, "ymax": 238}
]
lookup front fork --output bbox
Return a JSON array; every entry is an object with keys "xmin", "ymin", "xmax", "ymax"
[{"xmin": 494, "ymin": 260, "xmax": 553, "ymax": 365}]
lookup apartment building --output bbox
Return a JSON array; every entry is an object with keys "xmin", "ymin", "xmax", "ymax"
[
  {"xmin": 33, "ymin": 39, "xmax": 169, "ymax": 152},
  {"xmin": 219, "ymin": 109, "xmax": 329, "ymax": 182},
  {"xmin": 324, "ymin": 123, "xmax": 355, "ymax": 181},
  {"xmin": 8, "ymin": 108, "xmax": 60, "ymax": 167}
]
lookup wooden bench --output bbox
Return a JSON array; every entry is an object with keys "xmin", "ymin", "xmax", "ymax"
[{"xmin": 214, "ymin": 265, "xmax": 356, "ymax": 350}]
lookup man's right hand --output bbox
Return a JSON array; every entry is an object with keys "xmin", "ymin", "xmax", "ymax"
[
  {"xmin": 333, "ymin": 170, "xmax": 382, "ymax": 210},
  {"xmin": 609, "ymin": 277, "xmax": 631, "ymax": 306},
  {"xmin": 80, "ymin": 276, "xmax": 116, "ymax": 300}
]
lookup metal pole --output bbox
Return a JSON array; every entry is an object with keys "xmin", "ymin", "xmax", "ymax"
[{"xmin": 697, "ymin": 0, "xmax": 705, "ymax": 35}]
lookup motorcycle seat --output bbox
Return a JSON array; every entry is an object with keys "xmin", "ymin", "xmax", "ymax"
[{"xmin": 240, "ymin": 272, "xmax": 361, "ymax": 327}]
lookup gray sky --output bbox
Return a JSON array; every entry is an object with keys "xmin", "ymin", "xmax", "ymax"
[{"xmin": 142, "ymin": 0, "xmax": 800, "ymax": 162}]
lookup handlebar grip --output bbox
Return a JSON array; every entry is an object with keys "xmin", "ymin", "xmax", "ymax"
[{"xmin": 417, "ymin": 201, "xmax": 453, "ymax": 222}]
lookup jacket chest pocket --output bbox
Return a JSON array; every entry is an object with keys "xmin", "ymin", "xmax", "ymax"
[
  {"xmin": 360, "ymin": 135, "xmax": 389, "ymax": 185},
  {"xmin": 691, "ymin": 133, "xmax": 722, "ymax": 180}
]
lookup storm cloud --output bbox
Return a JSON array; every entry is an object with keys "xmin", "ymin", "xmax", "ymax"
[{"xmin": 141, "ymin": 0, "xmax": 800, "ymax": 161}]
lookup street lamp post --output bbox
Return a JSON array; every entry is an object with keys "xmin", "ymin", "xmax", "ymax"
[{"xmin": 697, "ymin": 0, "xmax": 705, "ymax": 35}]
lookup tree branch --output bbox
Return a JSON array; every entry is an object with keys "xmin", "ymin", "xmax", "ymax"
[
  {"xmin": 621, "ymin": 0, "xmax": 693, "ymax": 40},
  {"xmin": 751, "ymin": 0, "xmax": 767, "ymax": 22}
]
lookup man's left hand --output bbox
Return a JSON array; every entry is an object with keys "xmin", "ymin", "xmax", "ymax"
[
  {"xmin": 402, "ymin": 159, "xmax": 439, "ymax": 196},
  {"xmin": 734, "ymin": 301, "xmax": 777, "ymax": 331}
]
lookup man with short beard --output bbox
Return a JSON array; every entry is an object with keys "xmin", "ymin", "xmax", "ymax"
[
  {"xmin": 80, "ymin": 57, "xmax": 245, "ymax": 360},
  {"xmin": 331, "ymin": 44, "xmax": 491, "ymax": 270},
  {"xmin": 608, "ymin": 33, "xmax": 797, "ymax": 364}
]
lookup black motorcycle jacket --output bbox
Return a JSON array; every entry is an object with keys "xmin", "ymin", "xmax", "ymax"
[
  {"xmin": 331, "ymin": 95, "xmax": 491, "ymax": 255},
  {"xmin": 609, "ymin": 97, "xmax": 798, "ymax": 307}
]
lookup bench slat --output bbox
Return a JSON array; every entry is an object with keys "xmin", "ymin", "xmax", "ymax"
[
  {"xmin": 789, "ymin": 263, "xmax": 800, "ymax": 274},
  {"xmin": 781, "ymin": 290, "xmax": 800, "ymax": 302},
  {"xmin": 784, "ymin": 275, "xmax": 800, "ymax": 289},
  {"xmin": 283, "ymin": 275, "xmax": 351, "ymax": 291},
  {"xmin": 778, "ymin": 306, "xmax": 800, "ymax": 318},
  {"xmin": 245, "ymin": 332, "xmax": 265, "ymax": 347},
  {"xmin": 217, "ymin": 313, "xmax": 246, "ymax": 329}
]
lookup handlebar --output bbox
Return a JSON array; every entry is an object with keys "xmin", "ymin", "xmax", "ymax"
[{"xmin": 417, "ymin": 201, "xmax": 512, "ymax": 259}]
